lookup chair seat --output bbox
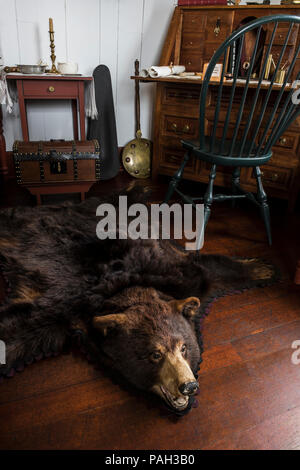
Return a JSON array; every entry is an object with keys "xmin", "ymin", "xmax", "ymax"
[{"xmin": 181, "ymin": 138, "xmax": 272, "ymax": 167}]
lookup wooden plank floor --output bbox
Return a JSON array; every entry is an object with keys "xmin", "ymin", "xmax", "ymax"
[{"xmin": 0, "ymin": 175, "xmax": 300, "ymax": 450}]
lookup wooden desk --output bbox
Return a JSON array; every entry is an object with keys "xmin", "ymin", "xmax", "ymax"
[
  {"xmin": 6, "ymin": 74, "xmax": 92, "ymax": 141},
  {"xmin": 145, "ymin": 4, "xmax": 300, "ymax": 212}
]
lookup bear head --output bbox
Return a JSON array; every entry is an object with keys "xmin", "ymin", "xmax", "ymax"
[{"xmin": 92, "ymin": 287, "xmax": 201, "ymax": 412}]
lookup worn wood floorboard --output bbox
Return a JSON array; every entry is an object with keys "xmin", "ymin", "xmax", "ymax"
[{"xmin": 0, "ymin": 175, "xmax": 299, "ymax": 449}]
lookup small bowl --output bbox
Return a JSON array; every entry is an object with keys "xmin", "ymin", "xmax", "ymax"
[
  {"xmin": 17, "ymin": 64, "xmax": 47, "ymax": 74},
  {"xmin": 57, "ymin": 62, "xmax": 78, "ymax": 74}
]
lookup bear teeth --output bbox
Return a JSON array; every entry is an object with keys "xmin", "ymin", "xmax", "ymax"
[
  {"xmin": 161, "ymin": 386, "xmax": 189, "ymax": 410},
  {"xmin": 175, "ymin": 397, "xmax": 188, "ymax": 406}
]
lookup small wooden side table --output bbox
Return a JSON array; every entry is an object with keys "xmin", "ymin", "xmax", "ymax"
[{"xmin": 6, "ymin": 74, "xmax": 92, "ymax": 141}]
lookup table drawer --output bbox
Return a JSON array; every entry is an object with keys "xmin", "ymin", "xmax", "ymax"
[{"xmin": 22, "ymin": 80, "xmax": 79, "ymax": 98}]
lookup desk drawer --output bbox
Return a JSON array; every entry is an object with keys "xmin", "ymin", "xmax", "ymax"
[
  {"xmin": 22, "ymin": 80, "xmax": 79, "ymax": 98},
  {"xmin": 249, "ymin": 165, "xmax": 293, "ymax": 190},
  {"xmin": 159, "ymin": 145, "xmax": 197, "ymax": 175},
  {"xmin": 203, "ymin": 43, "xmax": 219, "ymax": 64},
  {"xmin": 163, "ymin": 114, "xmax": 198, "ymax": 138},
  {"xmin": 205, "ymin": 13, "xmax": 233, "ymax": 43},
  {"xmin": 266, "ymin": 23, "xmax": 299, "ymax": 46},
  {"xmin": 180, "ymin": 51, "xmax": 202, "ymax": 72},
  {"xmin": 182, "ymin": 11, "xmax": 206, "ymax": 33},
  {"xmin": 162, "ymin": 86, "xmax": 200, "ymax": 106},
  {"xmin": 181, "ymin": 33, "xmax": 204, "ymax": 51},
  {"xmin": 259, "ymin": 131, "xmax": 299, "ymax": 154}
]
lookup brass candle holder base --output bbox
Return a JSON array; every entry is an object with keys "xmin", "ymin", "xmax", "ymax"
[{"xmin": 49, "ymin": 64, "xmax": 59, "ymax": 74}]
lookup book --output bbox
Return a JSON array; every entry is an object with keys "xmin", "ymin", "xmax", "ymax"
[{"xmin": 178, "ymin": 0, "xmax": 228, "ymax": 5}]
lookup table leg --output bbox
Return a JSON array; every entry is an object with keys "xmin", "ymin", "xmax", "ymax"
[
  {"xmin": 17, "ymin": 80, "xmax": 29, "ymax": 141},
  {"xmin": 0, "ymin": 106, "xmax": 8, "ymax": 176},
  {"xmin": 295, "ymin": 260, "xmax": 300, "ymax": 285},
  {"xmin": 36, "ymin": 193, "xmax": 42, "ymax": 205},
  {"xmin": 78, "ymin": 81, "xmax": 85, "ymax": 140},
  {"xmin": 72, "ymin": 99, "xmax": 79, "ymax": 140}
]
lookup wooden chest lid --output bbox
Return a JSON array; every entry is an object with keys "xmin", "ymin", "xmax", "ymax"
[{"xmin": 13, "ymin": 139, "xmax": 100, "ymax": 160}]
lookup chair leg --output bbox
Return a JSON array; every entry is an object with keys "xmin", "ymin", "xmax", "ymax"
[
  {"xmin": 164, "ymin": 151, "xmax": 191, "ymax": 203},
  {"xmin": 204, "ymin": 164, "xmax": 217, "ymax": 227},
  {"xmin": 231, "ymin": 167, "xmax": 240, "ymax": 208},
  {"xmin": 254, "ymin": 166, "xmax": 272, "ymax": 246}
]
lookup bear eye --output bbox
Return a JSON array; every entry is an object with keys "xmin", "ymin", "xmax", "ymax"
[
  {"xmin": 150, "ymin": 351, "xmax": 162, "ymax": 362},
  {"xmin": 181, "ymin": 344, "xmax": 187, "ymax": 355}
]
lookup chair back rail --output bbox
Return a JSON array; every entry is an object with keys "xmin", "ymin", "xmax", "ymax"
[{"xmin": 199, "ymin": 15, "xmax": 300, "ymax": 160}]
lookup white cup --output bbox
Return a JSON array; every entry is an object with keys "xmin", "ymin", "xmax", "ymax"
[{"xmin": 57, "ymin": 61, "xmax": 78, "ymax": 74}]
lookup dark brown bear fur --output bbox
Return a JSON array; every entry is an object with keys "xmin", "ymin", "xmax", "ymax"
[{"xmin": 0, "ymin": 186, "xmax": 277, "ymax": 412}]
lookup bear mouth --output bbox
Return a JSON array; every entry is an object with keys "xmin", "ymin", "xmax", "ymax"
[{"xmin": 160, "ymin": 386, "xmax": 189, "ymax": 411}]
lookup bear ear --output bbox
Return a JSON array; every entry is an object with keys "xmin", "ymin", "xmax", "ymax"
[
  {"xmin": 92, "ymin": 313, "xmax": 128, "ymax": 336},
  {"xmin": 170, "ymin": 297, "xmax": 201, "ymax": 319}
]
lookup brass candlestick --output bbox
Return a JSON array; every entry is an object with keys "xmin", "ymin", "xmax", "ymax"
[{"xmin": 48, "ymin": 18, "xmax": 59, "ymax": 74}]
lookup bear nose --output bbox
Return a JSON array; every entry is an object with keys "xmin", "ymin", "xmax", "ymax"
[{"xmin": 179, "ymin": 381, "xmax": 199, "ymax": 396}]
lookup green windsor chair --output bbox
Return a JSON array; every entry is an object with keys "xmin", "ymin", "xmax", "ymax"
[{"xmin": 164, "ymin": 15, "xmax": 300, "ymax": 246}]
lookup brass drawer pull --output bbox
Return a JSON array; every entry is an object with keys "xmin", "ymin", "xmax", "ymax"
[
  {"xmin": 183, "ymin": 124, "xmax": 191, "ymax": 132},
  {"xmin": 214, "ymin": 17, "xmax": 221, "ymax": 36},
  {"xmin": 172, "ymin": 122, "xmax": 178, "ymax": 130},
  {"xmin": 279, "ymin": 137, "xmax": 287, "ymax": 145},
  {"xmin": 261, "ymin": 171, "xmax": 279, "ymax": 182},
  {"xmin": 48, "ymin": 86, "xmax": 55, "ymax": 92}
]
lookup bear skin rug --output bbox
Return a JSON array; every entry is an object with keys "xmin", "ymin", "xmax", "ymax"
[{"xmin": 0, "ymin": 186, "xmax": 278, "ymax": 415}]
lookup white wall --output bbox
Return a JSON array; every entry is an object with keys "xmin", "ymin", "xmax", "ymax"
[{"xmin": 0, "ymin": 0, "xmax": 176, "ymax": 150}]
